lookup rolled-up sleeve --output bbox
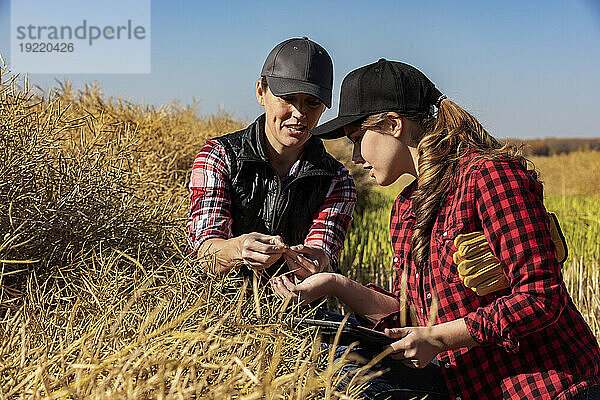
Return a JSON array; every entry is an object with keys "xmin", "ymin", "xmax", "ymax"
[
  {"xmin": 366, "ymin": 282, "xmax": 410, "ymax": 331},
  {"xmin": 464, "ymin": 159, "xmax": 566, "ymax": 353},
  {"xmin": 186, "ymin": 140, "xmax": 233, "ymax": 252},
  {"xmin": 304, "ymin": 168, "xmax": 357, "ymax": 271}
]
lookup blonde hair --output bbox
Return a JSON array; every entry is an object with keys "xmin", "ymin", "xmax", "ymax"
[{"xmin": 362, "ymin": 100, "xmax": 529, "ymax": 268}]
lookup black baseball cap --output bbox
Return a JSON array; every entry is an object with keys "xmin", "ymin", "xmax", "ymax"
[
  {"xmin": 261, "ymin": 37, "xmax": 333, "ymax": 108},
  {"xmin": 311, "ymin": 59, "xmax": 443, "ymax": 139}
]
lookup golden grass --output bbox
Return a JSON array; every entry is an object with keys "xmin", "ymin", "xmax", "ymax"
[
  {"xmin": 532, "ymin": 150, "xmax": 600, "ymax": 197},
  {"xmin": 1, "ymin": 56, "xmax": 598, "ymax": 397},
  {"xmin": 0, "ymin": 63, "xmax": 370, "ymax": 398},
  {"xmin": 0, "ymin": 254, "xmax": 371, "ymax": 399}
]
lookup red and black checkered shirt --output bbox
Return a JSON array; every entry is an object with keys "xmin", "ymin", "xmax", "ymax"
[
  {"xmin": 372, "ymin": 155, "xmax": 600, "ymax": 399},
  {"xmin": 186, "ymin": 139, "xmax": 356, "ymax": 269}
]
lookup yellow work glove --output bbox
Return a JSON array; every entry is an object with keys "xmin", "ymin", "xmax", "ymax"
[
  {"xmin": 453, "ymin": 232, "xmax": 509, "ymax": 296},
  {"xmin": 453, "ymin": 213, "xmax": 568, "ymax": 296},
  {"xmin": 548, "ymin": 213, "xmax": 568, "ymax": 264}
]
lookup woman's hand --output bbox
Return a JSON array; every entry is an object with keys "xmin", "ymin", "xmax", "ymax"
[
  {"xmin": 236, "ymin": 233, "xmax": 286, "ymax": 270},
  {"xmin": 384, "ymin": 326, "xmax": 446, "ymax": 369},
  {"xmin": 283, "ymin": 245, "xmax": 330, "ymax": 279},
  {"xmin": 270, "ymin": 273, "xmax": 336, "ymax": 305},
  {"xmin": 384, "ymin": 319, "xmax": 477, "ymax": 368}
]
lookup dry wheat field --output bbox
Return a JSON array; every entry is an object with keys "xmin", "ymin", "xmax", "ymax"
[
  {"xmin": 1, "ymin": 61, "xmax": 599, "ymax": 398},
  {"xmin": 0, "ymin": 66, "xmax": 376, "ymax": 399}
]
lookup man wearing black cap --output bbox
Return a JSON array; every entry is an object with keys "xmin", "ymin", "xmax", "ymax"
[{"xmin": 186, "ymin": 37, "xmax": 356, "ymax": 279}]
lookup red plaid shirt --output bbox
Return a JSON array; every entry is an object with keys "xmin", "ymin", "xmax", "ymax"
[
  {"xmin": 186, "ymin": 139, "xmax": 356, "ymax": 270},
  {"xmin": 372, "ymin": 155, "xmax": 600, "ymax": 399}
]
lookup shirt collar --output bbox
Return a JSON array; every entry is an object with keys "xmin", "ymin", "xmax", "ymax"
[
  {"xmin": 281, "ymin": 150, "xmax": 306, "ymax": 181},
  {"xmin": 399, "ymin": 179, "xmax": 417, "ymax": 219}
]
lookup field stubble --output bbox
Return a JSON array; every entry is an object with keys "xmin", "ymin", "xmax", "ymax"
[
  {"xmin": 1, "ymin": 60, "xmax": 598, "ymax": 398},
  {"xmin": 0, "ymin": 67, "xmax": 369, "ymax": 398}
]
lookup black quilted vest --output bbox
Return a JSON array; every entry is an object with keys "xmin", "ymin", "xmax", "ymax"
[{"xmin": 216, "ymin": 115, "xmax": 343, "ymax": 276}]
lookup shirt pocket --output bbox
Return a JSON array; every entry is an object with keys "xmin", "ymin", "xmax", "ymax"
[
  {"xmin": 391, "ymin": 217, "xmax": 414, "ymax": 263},
  {"xmin": 434, "ymin": 221, "xmax": 464, "ymax": 283}
]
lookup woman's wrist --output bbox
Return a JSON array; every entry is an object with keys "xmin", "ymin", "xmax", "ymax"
[
  {"xmin": 430, "ymin": 319, "xmax": 478, "ymax": 353},
  {"xmin": 329, "ymin": 273, "xmax": 347, "ymax": 298}
]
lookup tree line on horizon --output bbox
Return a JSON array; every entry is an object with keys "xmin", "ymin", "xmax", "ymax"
[{"xmin": 505, "ymin": 137, "xmax": 600, "ymax": 156}]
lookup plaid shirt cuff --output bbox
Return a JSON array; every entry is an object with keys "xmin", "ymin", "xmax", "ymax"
[
  {"xmin": 304, "ymin": 167, "xmax": 356, "ymax": 271},
  {"xmin": 464, "ymin": 312, "xmax": 520, "ymax": 353},
  {"xmin": 363, "ymin": 283, "xmax": 410, "ymax": 331}
]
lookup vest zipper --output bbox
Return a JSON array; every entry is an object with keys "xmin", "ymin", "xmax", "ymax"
[
  {"xmin": 238, "ymin": 160, "xmax": 335, "ymax": 236},
  {"xmin": 270, "ymin": 169, "xmax": 282, "ymax": 233}
]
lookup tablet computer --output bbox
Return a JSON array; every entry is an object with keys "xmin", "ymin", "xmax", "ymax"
[{"xmin": 293, "ymin": 317, "xmax": 395, "ymax": 350}]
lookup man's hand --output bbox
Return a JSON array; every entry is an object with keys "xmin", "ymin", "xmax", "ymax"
[
  {"xmin": 236, "ymin": 233, "xmax": 286, "ymax": 270},
  {"xmin": 270, "ymin": 273, "xmax": 336, "ymax": 305},
  {"xmin": 282, "ymin": 245, "xmax": 330, "ymax": 279},
  {"xmin": 384, "ymin": 327, "xmax": 445, "ymax": 369}
]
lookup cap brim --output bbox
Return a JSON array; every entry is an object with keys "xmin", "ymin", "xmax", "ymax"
[
  {"xmin": 310, "ymin": 114, "xmax": 367, "ymax": 139},
  {"xmin": 266, "ymin": 76, "xmax": 332, "ymax": 108}
]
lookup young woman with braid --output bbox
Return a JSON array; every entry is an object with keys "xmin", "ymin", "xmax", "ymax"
[{"xmin": 271, "ymin": 59, "xmax": 600, "ymax": 399}]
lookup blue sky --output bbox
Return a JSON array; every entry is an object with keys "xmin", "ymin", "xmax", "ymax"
[{"xmin": 1, "ymin": 0, "xmax": 599, "ymax": 138}]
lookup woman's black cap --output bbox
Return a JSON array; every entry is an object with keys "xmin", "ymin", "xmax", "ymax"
[
  {"xmin": 261, "ymin": 37, "xmax": 333, "ymax": 108},
  {"xmin": 311, "ymin": 59, "xmax": 441, "ymax": 139}
]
